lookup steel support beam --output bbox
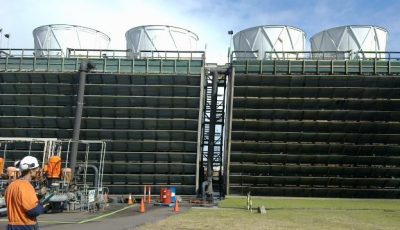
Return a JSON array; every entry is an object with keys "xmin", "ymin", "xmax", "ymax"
[{"xmin": 206, "ymin": 71, "xmax": 219, "ymax": 198}]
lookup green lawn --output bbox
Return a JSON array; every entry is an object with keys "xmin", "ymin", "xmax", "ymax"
[
  {"xmin": 138, "ymin": 197, "xmax": 400, "ymax": 230},
  {"xmin": 220, "ymin": 196, "xmax": 400, "ymax": 210}
]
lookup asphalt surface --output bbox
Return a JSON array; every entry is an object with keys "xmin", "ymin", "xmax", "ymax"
[{"xmin": 0, "ymin": 202, "xmax": 190, "ymax": 230}]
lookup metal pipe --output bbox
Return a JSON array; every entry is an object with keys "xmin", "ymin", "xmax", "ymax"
[
  {"xmin": 201, "ymin": 180, "xmax": 208, "ymax": 200},
  {"xmin": 78, "ymin": 164, "xmax": 99, "ymax": 191},
  {"xmin": 70, "ymin": 61, "xmax": 94, "ymax": 177}
]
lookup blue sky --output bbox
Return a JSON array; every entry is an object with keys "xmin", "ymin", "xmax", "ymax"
[{"xmin": 1, "ymin": 0, "xmax": 399, "ymax": 64}]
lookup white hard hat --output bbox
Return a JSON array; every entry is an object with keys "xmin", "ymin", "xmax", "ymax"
[{"xmin": 19, "ymin": 156, "xmax": 39, "ymax": 171}]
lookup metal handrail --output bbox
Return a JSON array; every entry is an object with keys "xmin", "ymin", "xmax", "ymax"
[
  {"xmin": 354, "ymin": 51, "xmax": 400, "ymax": 60},
  {"xmin": 230, "ymin": 50, "xmax": 400, "ymax": 61},
  {"xmin": 264, "ymin": 51, "xmax": 352, "ymax": 60},
  {"xmin": 2, "ymin": 48, "xmax": 400, "ymax": 61},
  {"xmin": 67, "ymin": 48, "xmax": 131, "ymax": 58},
  {"xmin": 231, "ymin": 50, "xmax": 259, "ymax": 61},
  {"xmin": 0, "ymin": 48, "xmax": 205, "ymax": 60},
  {"xmin": 136, "ymin": 50, "xmax": 205, "ymax": 60},
  {"xmin": 0, "ymin": 48, "xmax": 63, "ymax": 58}
]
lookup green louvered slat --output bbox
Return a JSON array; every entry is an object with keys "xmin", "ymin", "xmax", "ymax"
[
  {"xmin": 0, "ymin": 57, "xmax": 204, "ymax": 75},
  {"xmin": 232, "ymin": 60, "xmax": 400, "ymax": 75}
]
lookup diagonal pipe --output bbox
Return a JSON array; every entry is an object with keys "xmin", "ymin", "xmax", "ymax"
[{"xmin": 70, "ymin": 60, "xmax": 94, "ymax": 177}]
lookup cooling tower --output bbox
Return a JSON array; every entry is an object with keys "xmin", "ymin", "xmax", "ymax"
[
  {"xmin": 125, "ymin": 25, "xmax": 199, "ymax": 58},
  {"xmin": 33, "ymin": 24, "xmax": 111, "ymax": 57},
  {"xmin": 233, "ymin": 25, "xmax": 306, "ymax": 60},
  {"xmin": 310, "ymin": 25, "xmax": 388, "ymax": 59}
]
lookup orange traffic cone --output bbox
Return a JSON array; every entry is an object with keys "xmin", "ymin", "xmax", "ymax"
[
  {"xmin": 173, "ymin": 200, "xmax": 180, "ymax": 213},
  {"xmin": 140, "ymin": 197, "xmax": 146, "ymax": 213},
  {"xmin": 128, "ymin": 193, "xmax": 134, "ymax": 205}
]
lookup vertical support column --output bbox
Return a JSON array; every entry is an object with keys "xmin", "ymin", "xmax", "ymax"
[
  {"xmin": 217, "ymin": 72, "xmax": 227, "ymax": 198},
  {"xmin": 195, "ymin": 67, "xmax": 206, "ymax": 194},
  {"xmin": 206, "ymin": 70, "xmax": 219, "ymax": 199},
  {"xmin": 70, "ymin": 60, "xmax": 94, "ymax": 177},
  {"xmin": 224, "ymin": 67, "xmax": 235, "ymax": 196},
  {"xmin": 144, "ymin": 185, "xmax": 147, "ymax": 201}
]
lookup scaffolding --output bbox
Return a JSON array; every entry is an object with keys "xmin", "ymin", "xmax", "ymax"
[
  {"xmin": 0, "ymin": 137, "xmax": 107, "ymax": 211},
  {"xmin": 200, "ymin": 67, "xmax": 227, "ymax": 199}
]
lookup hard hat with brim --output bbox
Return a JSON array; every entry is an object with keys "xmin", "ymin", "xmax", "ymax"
[{"xmin": 19, "ymin": 156, "xmax": 40, "ymax": 171}]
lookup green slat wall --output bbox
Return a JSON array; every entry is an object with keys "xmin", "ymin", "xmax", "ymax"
[
  {"xmin": 0, "ymin": 57, "xmax": 204, "ymax": 195},
  {"xmin": 228, "ymin": 61, "xmax": 400, "ymax": 198}
]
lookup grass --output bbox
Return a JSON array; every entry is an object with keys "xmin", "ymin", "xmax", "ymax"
[
  {"xmin": 137, "ymin": 197, "xmax": 400, "ymax": 230},
  {"xmin": 220, "ymin": 196, "xmax": 400, "ymax": 211}
]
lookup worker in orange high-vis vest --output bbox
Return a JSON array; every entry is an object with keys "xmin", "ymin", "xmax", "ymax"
[{"xmin": 5, "ymin": 156, "xmax": 45, "ymax": 230}]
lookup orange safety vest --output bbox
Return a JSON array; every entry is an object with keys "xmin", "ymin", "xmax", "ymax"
[{"xmin": 5, "ymin": 179, "xmax": 40, "ymax": 226}]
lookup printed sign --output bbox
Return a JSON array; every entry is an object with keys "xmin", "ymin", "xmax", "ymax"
[{"xmin": 88, "ymin": 189, "xmax": 96, "ymax": 203}]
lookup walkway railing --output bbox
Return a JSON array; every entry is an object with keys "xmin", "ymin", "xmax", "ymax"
[
  {"xmin": 264, "ymin": 51, "xmax": 352, "ymax": 60},
  {"xmin": 0, "ymin": 49, "xmax": 205, "ymax": 74},
  {"xmin": 231, "ymin": 50, "xmax": 400, "ymax": 61},
  {"xmin": 135, "ymin": 50, "xmax": 205, "ymax": 60},
  {"xmin": 0, "ymin": 48, "xmax": 205, "ymax": 61},
  {"xmin": 0, "ymin": 49, "xmax": 63, "ymax": 58},
  {"xmin": 66, "ymin": 49, "xmax": 130, "ymax": 59}
]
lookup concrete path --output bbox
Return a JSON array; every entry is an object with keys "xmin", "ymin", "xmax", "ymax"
[{"xmin": 0, "ymin": 203, "xmax": 189, "ymax": 230}]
